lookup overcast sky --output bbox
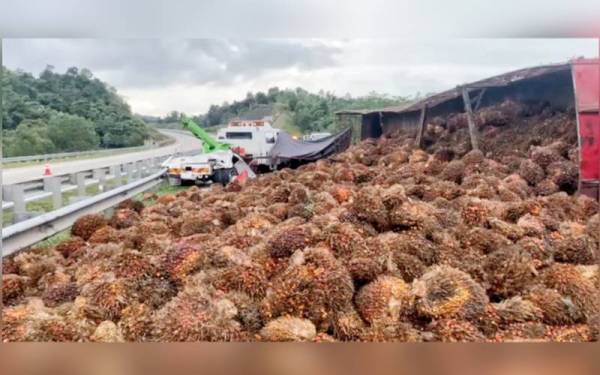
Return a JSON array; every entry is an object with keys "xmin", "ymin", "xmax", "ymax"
[
  {"xmin": 2, "ymin": 1, "xmax": 600, "ymax": 38},
  {"xmin": 3, "ymin": 38, "xmax": 598, "ymax": 116}
]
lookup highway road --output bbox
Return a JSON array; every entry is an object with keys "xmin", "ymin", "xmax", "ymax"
[{"xmin": 2, "ymin": 130, "xmax": 202, "ymax": 185}]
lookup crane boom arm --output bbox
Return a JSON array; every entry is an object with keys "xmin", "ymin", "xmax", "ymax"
[{"xmin": 181, "ymin": 117, "xmax": 230, "ymax": 153}]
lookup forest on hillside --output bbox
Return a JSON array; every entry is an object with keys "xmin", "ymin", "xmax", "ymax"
[
  {"xmin": 1, "ymin": 66, "xmax": 149, "ymax": 157},
  {"xmin": 148, "ymin": 87, "xmax": 409, "ymax": 135}
]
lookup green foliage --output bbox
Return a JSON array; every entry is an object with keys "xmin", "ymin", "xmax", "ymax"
[
  {"xmin": 4, "ymin": 119, "xmax": 56, "ymax": 156},
  {"xmin": 34, "ymin": 231, "xmax": 71, "ymax": 249},
  {"xmin": 48, "ymin": 113, "xmax": 99, "ymax": 152},
  {"xmin": 173, "ymin": 87, "xmax": 407, "ymax": 134},
  {"xmin": 163, "ymin": 110, "xmax": 183, "ymax": 123},
  {"xmin": 1, "ymin": 65, "xmax": 149, "ymax": 156}
]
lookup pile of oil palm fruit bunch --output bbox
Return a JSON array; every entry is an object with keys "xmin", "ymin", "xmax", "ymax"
[{"xmin": 2, "ymin": 99, "xmax": 598, "ymax": 342}]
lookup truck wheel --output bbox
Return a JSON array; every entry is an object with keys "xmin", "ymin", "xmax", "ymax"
[
  {"xmin": 213, "ymin": 168, "xmax": 237, "ymax": 186},
  {"xmin": 228, "ymin": 168, "xmax": 238, "ymax": 182},
  {"xmin": 212, "ymin": 169, "xmax": 225, "ymax": 185}
]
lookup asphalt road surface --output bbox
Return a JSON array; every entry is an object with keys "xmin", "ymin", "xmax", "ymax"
[{"xmin": 2, "ymin": 130, "xmax": 202, "ymax": 185}]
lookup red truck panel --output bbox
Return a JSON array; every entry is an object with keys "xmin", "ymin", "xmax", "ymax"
[{"xmin": 571, "ymin": 58, "xmax": 600, "ymax": 199}]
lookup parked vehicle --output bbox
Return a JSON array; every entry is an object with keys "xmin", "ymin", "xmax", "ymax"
[{"xmin": 302, "ymin": 132, "xmax": 332, "ymax": 141}]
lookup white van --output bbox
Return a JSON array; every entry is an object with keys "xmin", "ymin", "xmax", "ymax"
[{"xmin": 302, "ymin": 132, "xmax": 332, "ymax": 141}]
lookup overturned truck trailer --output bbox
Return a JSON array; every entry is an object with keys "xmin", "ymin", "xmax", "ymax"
[
  {"xmin": 572, "ymin": 58, "xmax": 600, "ymax": 199},
  {"xmin": 267, "ymin": 128, "xmax": 353, "ymax": 169},
  {"xmin": 337, "ymin": 58, "xmax": 600, "ymax": 199}
]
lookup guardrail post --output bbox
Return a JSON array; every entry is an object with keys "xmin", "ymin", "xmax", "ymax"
[
  {"xmin": 138, "ymin": 161, "xmax": 145, "ymax": 177},
  {"xmin": 109, "ymin": 165, "xmax": 121, "ymax": 187},
  {"xmin": 154, "ymin": 157, "xmax": 164, "ymax": 172},
  {"xmin": 43, "ymin": 177, "xmax": 62, "ymax": 209},
  {"xmin": 93, "ymin": 168, "xmax": 107, "ymax": 192},
  {"xmin": 143, "ymin": 160, "xmax": 152, "ymax": 176},
  {"xmin": 76, "ymin": 172, "xmax": 86, "ymax": 197},
  {"xmin": 1, "ymin": 169, "xmax": 166, "ymax": 256},
  {"xmin": 43, "ymin": 177, "xmax": 55, "ymax": 192},
  {"xmin": 126, "ymin": 163, "xmax": 134, "ymax": 183},
  {"xmin": 135, "ymin": 161, "xmax": 143, "ymax": 179},
  {"xmin": 4, "ymin": 185, "xmax": 27, "ymax": 223}
]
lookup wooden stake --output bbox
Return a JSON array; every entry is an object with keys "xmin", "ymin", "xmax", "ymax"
[
  {"xmin": 415, "ymin": 104, "xmax": 428, "ymax": 148},
  {"xmin": 474, "ymin": 88, "xmax": 487, "ymax": 111},
  {"xmin": 462, "ymin": 87, "xmax": 479, "ymax": 151}
]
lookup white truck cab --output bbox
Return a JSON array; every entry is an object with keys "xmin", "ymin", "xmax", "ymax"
[{"xmin": 216, "ymin": 119, "xmax": 279, "ymax": 163}]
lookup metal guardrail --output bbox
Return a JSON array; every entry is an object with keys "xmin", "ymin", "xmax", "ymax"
[
  {"xmin": 0, "ymin": 140, "xmax": 201, "ymax": 254},
  {"xmin": 1, "ymin": 169, "xmax": 166, "ymax": 257},
  {"xmin": 2, "ymin": 147, "xmax": 200, "ymax": 224},
  {"xmin": 2, "ymin": 156, "xmax": 168, "ymax": 216},
  {"xmin": 3, "ymin": 138, "xmax": 175, "ymax": 164}
]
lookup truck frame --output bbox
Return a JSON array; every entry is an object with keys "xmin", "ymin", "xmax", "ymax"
[{"xmin": 162, "ymin": 117, "xmax": 246, "ymax": 186}]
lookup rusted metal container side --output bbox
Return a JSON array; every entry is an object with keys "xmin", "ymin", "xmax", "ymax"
[{"xmin": 571, "ymin": 58, "xmax": 600, "ymax": 200}]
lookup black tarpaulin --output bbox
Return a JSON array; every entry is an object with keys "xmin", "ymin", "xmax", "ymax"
[{"xmin": 269, "ymin": 128, "xmax": 352, "ymax": 163}]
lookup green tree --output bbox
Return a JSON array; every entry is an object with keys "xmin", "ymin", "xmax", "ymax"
[
  {"xmin": 180, "ymin": 86, "xmax": 408, "ymax": 136},
  {"xmin": 47, "ymin": 113, "xmax": 99, "ymax": 152},
  {"xmin": 4, "ymin": 120, "xmax": 56, "ymax": 156},
  {"xmin": 164, "ymin": 110, "xmax": 181, "ymax": 123},
  {"xmin": 1, "ymin": 65, "xmax": 150, "ymax": 156}
]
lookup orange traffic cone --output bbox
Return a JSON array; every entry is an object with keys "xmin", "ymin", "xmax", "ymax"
[{"xmin": 43, "ymin": 162, "xmax": 53, "ymax": 176}]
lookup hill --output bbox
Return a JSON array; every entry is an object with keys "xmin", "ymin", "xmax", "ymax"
[
  {"xmin": 150, "ymin": 87, "xmax": 409, "ymax": 135},
  {"xmin": 204, "ymin": 88, "xmax": 408, "ymax": 133},
  {"xmin": 1, "ymin": 66, "xmax": 149, "ymax": 157}
]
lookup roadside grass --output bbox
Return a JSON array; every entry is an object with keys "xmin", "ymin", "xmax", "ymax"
[
  {"xmin": 34, "ymin": 230, "xmax": 71, "ymax": 249},
  {"xmin": 3, "ymin": 183, "xmax": 101, "ymax": 226},
  {"xmin": 155, "ymin": 183, "xmax": 189, "ymax": 196},
  {"xmin": 63, "ymin": 190, "xmax": 78, "ymax": 203},
  {"xmin": 3, "ymin": 179, "xmax": 192, "ymax": 253},
  {"xmin": 105, "ymin": 178, "xmax": 121, "ymax": 189},
  {"xmin": 26, "ymin": 187, "xmax": 99, "ymax": 214},
  {"xmin": 86, "ymin": 185, "xmax": 100, "ymax": 195},
  {"xmin": 4, "ymin": 177, "xmax": 201, "ymax": 225},
  {"xmin": 2, "ymin": 149, "xmax": 140, "ymax": 169},
  {"xmin": 4, "ymin": 183, "xmax": 125, "ymax": 249},
  {"xmin": 3, "ymin": 209, "xmax": 14, "ymax": 226},
  {"xmin": 138, "ymin": 182, "xmax": 189, "ymax": 206},
  {"xmin": 2, "ymin": 131, "xmax": 175, "ymax": 169}
]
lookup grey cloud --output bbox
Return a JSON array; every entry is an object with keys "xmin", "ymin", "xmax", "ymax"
[
  {"xmin": 343, "ymin": 39, "xmax": 593, "ymax": 68},
  {"xmin": 218, "ymin": 40, "xmax": 340, "ymax": 77},
  {"xmin": 0, "ymin": 0, "xmax": 342, "ymax": 38},
  {"xmin": 3, "ymin": 39, "xmax": 341, "ymax": 88},
  {"xmin": 2, "ymin": 38, "xmax": 596, "ymax": 115},
  {"xmin": 1, "ymin": 0, "xmax": 600, "ymax": 38}
]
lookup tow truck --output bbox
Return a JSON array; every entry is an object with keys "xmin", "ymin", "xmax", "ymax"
[
  {"xmin": 163, "ymin": 116, "xmax": 352, "ymax": 186},
  {"xmin": 162, "ymin": 117, "xmax": 250, "ymax": 186}
]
